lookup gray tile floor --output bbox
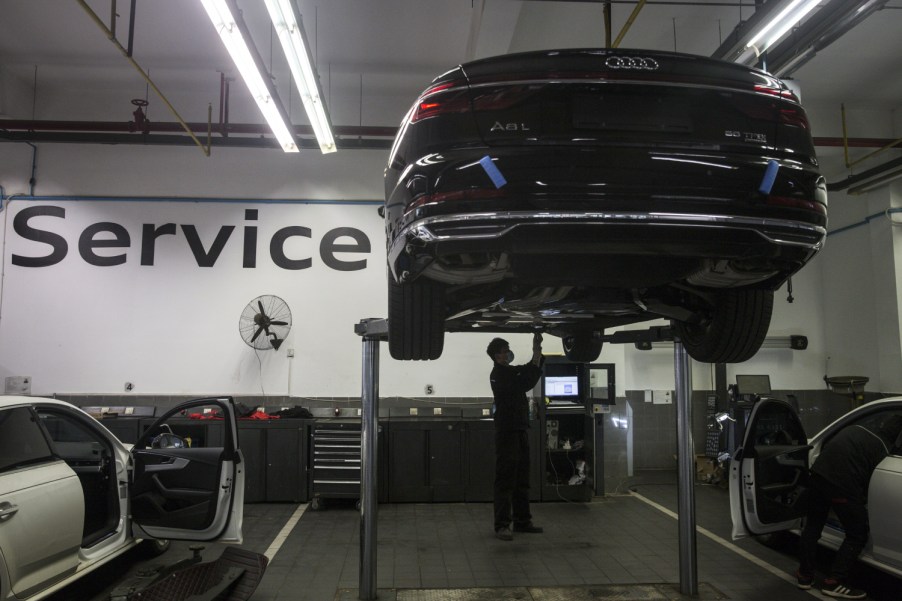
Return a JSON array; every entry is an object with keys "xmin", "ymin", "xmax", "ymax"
[
  {"xmin": 54, "ymin": 475, "xmax": 902, "ymax": 601},
  {"xmin": 244, "ymin": 484, "xmax": 805, "ymax": 601}
]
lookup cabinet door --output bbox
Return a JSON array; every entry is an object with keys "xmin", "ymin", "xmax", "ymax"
[
  {"xmin": 430, "ymin": 422, "xmax": 463, "ymax": 502},
  {"xmin": 528, "ymin": 426, "xmax": 542, "ymax": 501},
  {"xmin": 465, "ymin": 422, "xmax": 495, "ymax": 502},
  {"xmin": 388, "ymin": 424, "xmax": 430, "ymax": 502},
  {"xmin": 266, "ymin": 427, "xmax": 302, "ymax": 502},
  {"xmin": 237, "ymin": 427, "xmax": 266, "ymax": 503}
]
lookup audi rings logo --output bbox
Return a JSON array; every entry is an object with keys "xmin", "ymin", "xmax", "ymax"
[{"xmin": 605, "ymin": 56, "xmax": 660, "ymax": 71}]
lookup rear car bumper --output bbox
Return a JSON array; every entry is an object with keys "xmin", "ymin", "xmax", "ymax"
[
  {"xmin": 389, "ymin": 209, "xmax": 825, "ymax": 287},
  {"xmin": 386, "ymin": 145, "xmax": 826, "ymax": 288}
]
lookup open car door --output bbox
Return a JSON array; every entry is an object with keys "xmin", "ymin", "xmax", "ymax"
[
  {"xmin": 730, "ymin": 398, "xmax": 810, "ymax": 540},
  {"xmin": 130, "ymin": 397, "xmax": 244, "ymax": 543}
]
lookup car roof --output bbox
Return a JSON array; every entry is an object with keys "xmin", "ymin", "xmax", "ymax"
[
  {"xmin": 0, "ymin": 395, "xmax": 76, "ymax": 410},
  {"xmin": 808, "ymin": 396, "xmax": 902, "ymax": 443}
]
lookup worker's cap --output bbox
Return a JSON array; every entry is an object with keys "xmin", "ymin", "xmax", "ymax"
[{"xmin": 486, "ymin": 338, "xmax": 510, "ymax": 359}]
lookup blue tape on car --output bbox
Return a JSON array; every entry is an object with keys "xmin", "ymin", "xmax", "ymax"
[
  {"xmin": 479, "ymin": 155, "xmax": 507, "ymax": 188},
  {"xmin": 758, "ymin": 159, "xmax": 779, "ymax": 195}
]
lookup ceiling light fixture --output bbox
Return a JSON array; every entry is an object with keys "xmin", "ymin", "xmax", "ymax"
[
  {"xmin": 264, "ymin": 0, "xmax": 337, "ymax": 154},
  {"xmin": 745, "ymin": 0, "xmax": 822, "ymax": 55},
  {"xmin": 712, "ymin": 0, "xmax": 826, "ymax": 67},
  {"xmin": 200, "ymin": 0, "xmax": 298, "ymax": 152}
]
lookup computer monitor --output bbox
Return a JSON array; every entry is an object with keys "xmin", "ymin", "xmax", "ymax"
[
  {"xmin": 544, "ymin": 361, "xmax": 582, "ymax": 400},
  {"xmin": 545, "ymin": 375, "xmax": 580, "ymax": 399},
  {"xmin": 735, "ymin": 374, "xmax": 772, "ymax": 396}
]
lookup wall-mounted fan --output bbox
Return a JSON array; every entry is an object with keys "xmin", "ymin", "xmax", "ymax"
[{"xmin": 239, "ymin": 295, "xmax": 292, "ymax": 351}]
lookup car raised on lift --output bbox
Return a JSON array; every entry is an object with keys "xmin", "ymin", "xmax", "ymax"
[
  {"xmin": 383, "ymin": 48, "xmax": 827, "ymax": 363},
  {"xmin": 0, "ymin": 395, "xmax": 244, "ymax": 601}
]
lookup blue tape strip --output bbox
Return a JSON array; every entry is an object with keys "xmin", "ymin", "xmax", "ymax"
[
  {"xmin": 758, "ymin": 159, "xmax": 779, "ymax": 195},
  {"xmin": 479, "ymin": 155, "xmax": 507, "ymax": 189}
]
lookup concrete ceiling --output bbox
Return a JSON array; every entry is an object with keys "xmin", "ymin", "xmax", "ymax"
[{"xmin": 0, "ymin": 0, "xmax": 900, "ymax": 151}]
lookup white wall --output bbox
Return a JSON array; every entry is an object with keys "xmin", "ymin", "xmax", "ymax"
[
  {"xmin": 0, "ymin": 134, "xmax": 897, "ymax": 398},
  {"xmin": 0, "ymin": 143, "xmax": 539, "ymax": 397}
]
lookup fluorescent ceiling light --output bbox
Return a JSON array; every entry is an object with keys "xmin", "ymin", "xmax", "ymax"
[
  {"xmin": 264, "ymin": 0, "xmax": 337, "ymax": 154},
  {"xmin": 745, "ymin": 0, "xmax": 822, "ymax": 55},
  {"xmin": 200, "ymin": 0, "xmax": 298, "ymax": 152}
]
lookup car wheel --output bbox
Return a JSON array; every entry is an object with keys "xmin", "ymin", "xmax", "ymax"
[
  {"xmin": 674, "ymin": 288, "xmax": 773, "ymax": 363},
  {"xmin": 562, "ymin": 332, "xmax": 603, "ymax": 362},
  {"xmin": 140, "ymin": 538, "xmax": 171, "ymax": 558},
  {"xmin": 388, "ymin": 275, "xmax": 445, "ymax": 360}
]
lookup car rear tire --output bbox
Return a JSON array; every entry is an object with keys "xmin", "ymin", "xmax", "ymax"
[
  {"xmin": 562, "ymin": 332, "xmax": 603, "ymax": 362},
  {"xmin": 388, "ymin": 275, "xmax": 445, "ymax": 360},
  {"xmin": 674, "ymin": 288, "xmax": 773, "ymax": 363}
]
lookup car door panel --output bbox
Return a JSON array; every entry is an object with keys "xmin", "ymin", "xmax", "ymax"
[
  {"xmin": 131, "ymin": 448, "xmax": 226, "ymax": 530},
  {"xmin": 0, "ymin": 461, "xmax": 84, "ymax": 598},
  {"xmin": 730, "ymin": 398, "xmax": 809, "ymax": 539},
  {"xmin": 1, "ymin": 404, "xmax": 87, "ymax": 598},
  {"xmin": 130, "ymin": 398, "xmax": 244, "ymax": 543},
  {"xmin": 867, "ymin": 455, "xmax": 902, "ymax": 570}
]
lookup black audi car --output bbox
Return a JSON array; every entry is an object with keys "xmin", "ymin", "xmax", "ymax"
[{"xmin": 383, "ymin": 48, "xmax": 827, "ymax": 363}]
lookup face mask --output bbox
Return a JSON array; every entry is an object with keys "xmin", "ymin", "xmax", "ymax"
[{"xmin": 506, "ymin": 350, "xmax": 515, "ymax": 363}]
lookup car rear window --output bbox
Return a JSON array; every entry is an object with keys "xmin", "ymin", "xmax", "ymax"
[{"xmin": 0, "ymin": 407, "xmax": 55, "ymax": 472}]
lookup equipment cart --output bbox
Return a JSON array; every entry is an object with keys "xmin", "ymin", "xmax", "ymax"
[{"xmin": 309, "ymin": 419, "xmax": 362, "ymax": 510}]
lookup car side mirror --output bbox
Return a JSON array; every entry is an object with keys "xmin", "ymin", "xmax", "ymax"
[{"xmin": 377, "ymin": 205, "xmax": 385, "ymax": 218}]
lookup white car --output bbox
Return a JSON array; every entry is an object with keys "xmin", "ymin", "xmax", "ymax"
[
  {"xmin": 730, "ymin": 396, "xmax": 902, "ymax": 578},
  {"xmin": 0, "ymin": 395, "xmax": 245, "ymax": 600}
]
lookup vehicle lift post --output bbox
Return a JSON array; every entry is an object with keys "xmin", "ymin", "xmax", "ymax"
[
  {"xmin": 605, "ymin": 325, "xmax": 698, "ymax": 595},
  {"xmin": 354, "ymin": 318, "xmax": 387, "ymax": 601},
  {"xmin": 353, "ymin": 320, "xmax": 699, "ymax": 599},
  {"xmin": 674, "ymin": 338, "xmax": 698, "ymax": 596}
]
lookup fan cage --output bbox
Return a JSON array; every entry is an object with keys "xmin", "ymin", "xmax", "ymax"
[{"xmin": 239, "ymin": 295, "xmax": 292, "ymax": 350}]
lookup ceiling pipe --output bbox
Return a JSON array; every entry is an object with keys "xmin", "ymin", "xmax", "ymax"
[
  {"xmin": 1, "ymin": 119, "xmax": 897, "ymax": 150},
  {"xmin": 612, "ymin": 0, "xmax": 648, "ymax": 48},
  {"xmin": 0, "ymin": 129, "xmax": 392, "ymax": 150},
  {"xmin": 0, "ymin": 119, "xmax": 396, "ymax": 138},
  {"xmin": 4, "ymin": 119, "xmax": 895, "ymax": 148},
  {"xmin": 76, "ymin": 0, "xmax": 211, "ymax": 156},
  {"xmin": 3, "ymin": 120, "xmax": 899, "ymax": 189},
  {"xmin": 827, "ymin": 155, "xmax": 902, "ymax": 193}
]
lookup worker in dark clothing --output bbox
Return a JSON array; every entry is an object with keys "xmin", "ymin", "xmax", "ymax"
[
  {"xmin": 797, "ymin": 413, "xmax": 902, "ymax": 599},
  {"xmin": 488, "ymin": 333, "xmax": 544, "ymax": 541}
]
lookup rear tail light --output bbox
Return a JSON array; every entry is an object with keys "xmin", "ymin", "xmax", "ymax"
[
  {"xmin": 754, "ymin": 84, "xmax": 800, "ymax": 103},
  {"xmin": 779, "ymin": 108, "xmax": 810, "ymax": 129},
  {"xmin": 765, "ymin": 195, "xmax": 826, "ymax": 215},
  {"xmin": 410, "ymin": 80, "xmax": 472, "ymax": 122}
]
